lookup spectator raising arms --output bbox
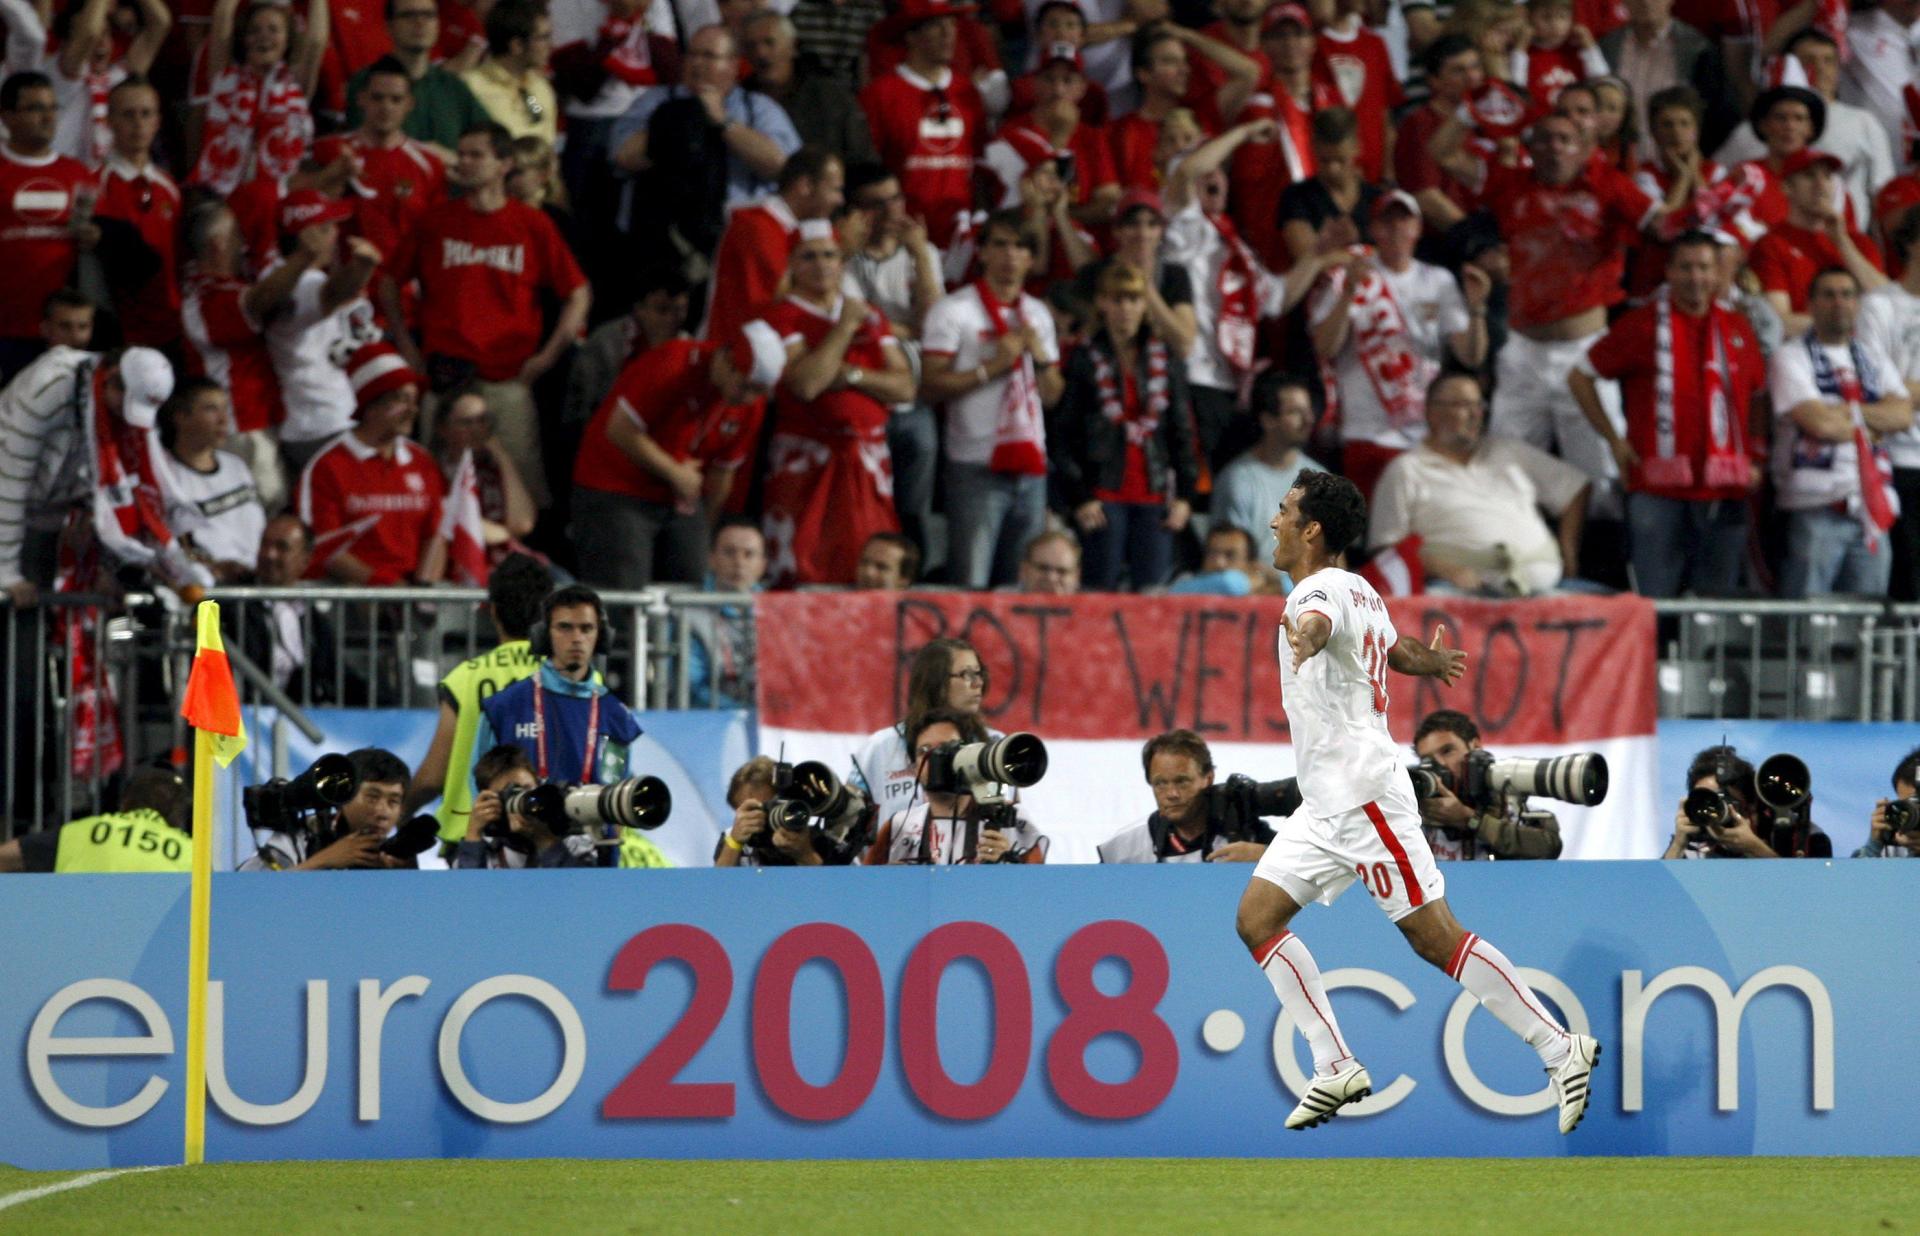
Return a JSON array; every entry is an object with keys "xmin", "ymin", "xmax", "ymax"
[{"xmin": 191, "ymin": 0, "xmax": 326, "ymax": 198}]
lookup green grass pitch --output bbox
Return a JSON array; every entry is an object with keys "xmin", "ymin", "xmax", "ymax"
[{"xmin": 2, "ymin": 1158, "xmax": 1914, "ymax": 1233}]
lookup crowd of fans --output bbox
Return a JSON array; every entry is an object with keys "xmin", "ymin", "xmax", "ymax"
[{"xmin": 4, "ymin": 0, "xmax": 1920, "ymax": 608}]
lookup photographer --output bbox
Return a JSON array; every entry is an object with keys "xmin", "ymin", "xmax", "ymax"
[
  {"xmin": 1854, "ymin": 745, "xmax": 1920, "ymax": 858},
  {"xmin": 1413, "ymin": 711, "xmax": 1563, "ymax": 861},
  {"xmin": 714, "ymin": 756, "xmax": 825, "ymax": 868},
  {"xmin": 851, "ymin": 638, "xmax": 996, "ymax": 829},
  {"xmin": 0, "ymin": 768, "xmax": 192, "ymax": 873},
  {"xmin": 456, "ymin": 744, "xmax": 594, "ymax": 868},
  {"xmin": 1664, "ymin": 746, "xmax": 1776, "ymax": 859},
  {"xmin": 865, "ymin": 709, "xmax": 1047, "ymax": 865},
  {"xmin": 242, "ymin": 748, "xmax": 413, "ymax": 871},
  {"xmin": 1097, "ymin": 730, "xmax": 1271, "ymax": 863}
]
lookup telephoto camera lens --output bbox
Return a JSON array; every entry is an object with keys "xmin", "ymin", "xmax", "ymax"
[
  {"xmin": 1684, "ymin": 786, "xmax": 1730, "ymax": 829},
  {"xmin": 954, "ymin": 732, "xmax": 1049, "ymax": 788},
  {"xmin": 562, "ymin": 777, "xmax": 672, "ymax": 831},
  {"xmin": 379, "ymin": 814, "xmax": 442, "ymax": 859},
  {"xmin": 1486, "ymin": 752, "xmax": 1608, "ymax": 806},
  {"xmin": 498, "ymin": 784, "xmax": 567, "ymax": 829},
  {"xmin": 291, "ymin": 753, "xmax": 357, "ymax": 810},
  {"xmin": 1755, "ymin": 754, "xmax": 1810, "ymax": 813}
]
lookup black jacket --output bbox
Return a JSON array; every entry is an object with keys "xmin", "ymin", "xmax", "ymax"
[{"xmin": 1051, "ymin": 329, "xmax": 1201, "ymax": 509}]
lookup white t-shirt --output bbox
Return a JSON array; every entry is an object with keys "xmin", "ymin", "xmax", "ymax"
[
  {"xmin": 163, "ymin": 448, "xmax": 266, "ymax": 569},
  {"xmin": 1768, "ymin": 333, "xmax": 1906, "ymax": 509},
  {"xmin": 851, "ymin": 724, "xmax": 918, "ymax": 830},
  {"xmin": 873, "ymin": 798, "xmax": 1045, "ymax": 864},
  {"xmin": 1311, "ymin": 259, "xmax": 1468, "ymax": 450},
  {"xmin": 1279, "ymin": 567, "xmax": 1404, "ymax": 817},
  {"xmin": 1163, "ymin": 200, "xmax": 1289, "ymax": 392},
  {"xmin": 1367, "ymin": 438, "xmax": 1589, "ymax": 594},
  {"xmin": 921, "ymin": 285, "xmax": 1059, "ymax": 466},
  {"xmin": 265, "ymin": 268, "xmax": 371, "ymax": 445},
  {"xmin": 1841, "ymin": 7, "xmax": 1920, "ymax": 173},
  {"xmin": 1851, "ymin": 286, "xmax": 1920, "ymax": 468}
]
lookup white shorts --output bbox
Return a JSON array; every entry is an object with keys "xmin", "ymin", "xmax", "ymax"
[{"xmin": 1252, "ymin": 778, "xmax": 1445, "ymax": 923}]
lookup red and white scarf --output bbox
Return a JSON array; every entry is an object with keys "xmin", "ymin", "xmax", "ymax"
[
  {"xmin": 1091, "ymin": 335, "xmax": 1170, "ymax": 446},
  {"xmin": 1209, "ymin": 211, "xmax": 1261, "ymax": 380},
  {"xmin": 598, "ymin": 16, "xmax": 662, "ymax": 86},
  {"xmin": 191, "ymin": 63, "xmax": 313, "ymax": 196},
  {"xmin": 1806, "ymin": 331, "xmax": 1901, "ymax": 547},
  {"xmin": 1319, "ymin": 250, "xmax": 1433, "ymax": 432},
  {"xmin": 1646, "ymin": 288, "xmax": 1750, "ymax": 491},
  {"xmin": 86, "ymin": 364, "xmax": 174, "ymax": 554},
  {"xmin": 975, "ymin": 281, "xmax": 1048, "ymax": 475}
]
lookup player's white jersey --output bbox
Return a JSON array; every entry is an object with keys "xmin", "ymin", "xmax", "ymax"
[{"xmin": 1280, "ymin": 567, "xmax": 1405, "ymax": 817}]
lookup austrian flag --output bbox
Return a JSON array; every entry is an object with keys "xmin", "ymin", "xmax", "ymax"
[
  {"xmin": 179, "ymin": 600, "xmax": 248, "ymax": 767},
  {"xmin": 440, "ymin": 448, "xmax": 490, "ymax": 585}
]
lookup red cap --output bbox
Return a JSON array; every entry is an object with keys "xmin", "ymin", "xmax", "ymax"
[
  {"xmin": 340, "ymin": 340, "xmax": 422, "ymax": 418},
  {"xmin": 1264, "ymin": 3, "xmax": 1312, "ymax": 30},
  {"xmin": 895, "ymin": 0, "xmax": 977, "ymax": 26},
  {"xmin": 1778, "ymin": 147, "xmax": 1844, "ymax": 178},
  {"xmin": 278, "ymin": 189, "xmax": 355, "ymax": 236},
  {"xmin": 1115, "ymin": 188, "xmax": 1166, "ymax": 221},
  {"xmin": 1038, "ymin": 40, "xmax": 1084, "ymax": 71}
]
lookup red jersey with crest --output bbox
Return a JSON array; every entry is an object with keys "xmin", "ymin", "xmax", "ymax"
[
  {"xmin": 1485, "ymin": 160, "xmax": 1655, "ymax": 330},
  {"xmin": 1314, "ymin": 22, "xmax": 1402, "ymax": 183},
  {"xmin": 94, "ymin": 157, "xmax": 183, "ymax": 347},
  {"xmin": 296, "ymin": 434, "xmax": 446, "ymax": 585},
  {"xmin": 860, "ymin": 65, "xmax": 985, "ymax": 247},
  {"xmin": 573, "ymin": 339, "xmax": 767, "ymax": 504},
  {"xmin": 395, "ymin": 196, "xmax": 586, "ymax": 379},
  {"xmin": 1182, "ymin": 22, "xmax": 1268, "ymax": 122},
  {"xmin": 703, "ymin": 194, "xmax": 800, "ymax": 344},
  {"xmin": 313, "ymin": 133, "xmax": 446, "ymax": 277},
  {"xmin": 0, "ymin": 145, "xmax": 92, "ymax": 339},
  {"xmin": 1750, "ymin": 222, "xmax": 1886, "ymax": 313}
]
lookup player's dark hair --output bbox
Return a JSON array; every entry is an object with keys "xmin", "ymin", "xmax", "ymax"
[
  {"xmin": 43, "ymin": 287, "xmax": 93, "ymax": 321},
  {"xmin": 361, "ymin": 55, "xmax": 415, "ymax": 91},
  {"xmin": 778, "ymin": 145, "xmax": 840, "ymax": 190},
  {"xmin": 1, "ymin": 70, "xmax": 52, "ymax": 112},
  {"xmin": 1686, "ymin": 745, "xmax": 1754, "ymax": 799},
  {"xmin": 1810, "ymin": 264, "xmax": 1859, "ymax": 295},
  {"xmin": 487, "ymin": 553, "xmax": 555, "ymax": 644},
  {"xmin": 1891, "ymin": 206, "xmax": 1920, "ymax": 266},
  {"xmin": 982, "ymin": 208, "xmax": 1038, "ymax": 253},
  {"xmin": 863, "ymin": 531, "xmax": 922, "ymax": 584},
  {"xmin": 1647, "ymin": 84, "xmax": 1705, "ymax": 127},
  {"xmin": 1142, "ymin": 729, "xmax": 1214, "ymax": 778},
  {"xmin": 348, "ymin": 747, "xmax": 411, "ymax": 790},
  {"xmin": 1130, "ymin": 24, "xmax": 1181, "ymax": 77},
  {"xmin": 632, "ymin": 264, "xmax": 692, "ymax": 302},
  {"xmin": 1894, "ymin": 745, "xmax": 1920, "ymax": 792},
  {"xmin": 1421, "ymin": 34, "xmax": 1477, "ymax": 78},
  {"xmin": 461, "ymin": 121, "xmax": 515, "ymax": 161},
  {"xmin": 1289, "ymin": 470, "xmax": 1368, "ymax": 558},
  {"xmin": 1787, "ymin": 27, "xmax": 1838, "ymax": 53},
  {"xmin": 474, "ymin": 743, "xmax": 534, "ymax": 789},
  {"xmin": 1310, "ymin": 106, "xmax": 1357, "ymax": 148},
  {"xmin": 157, "ymin": 376, "xmax": 225, "ymax": 454},
  {"xmin": 1414, "ymin": 709, "xmax": 1480, "ymax": 748},
  {"xmin": 1036, "ymin": 0, "xmax": 1088, "ymax": 27},
  {"xmin": 844, "ymin": 159, "xmax": 897, "ymax": 200},
  {"xmin": 1667, "ymin": 229, "xmax": 1721, "ymax": 264},
  {"xmin": 107, "ymin": 75, "xmax": 158, "ymax": 105},
  {"xmin": 906, "ymin": 706, "xmax": 989, "ymax": 754},
  {"xmin": 1427, "ymin": 370, "xmax": 1482, "ymax": 407}
]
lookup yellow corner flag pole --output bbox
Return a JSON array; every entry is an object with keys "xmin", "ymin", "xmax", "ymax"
[{"xmin": 179, "ymin": 599, "xmax": 248, "ymax": 1167}]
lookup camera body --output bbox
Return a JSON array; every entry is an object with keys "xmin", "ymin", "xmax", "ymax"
[
  {"xmin": 1886, "ymin": 797, "xmax": 1920, "ymax": 834},
  {"xmin": 241, "ymin": 753, "xmax": 358, "ymax": 837},
  {"xmin": 922, "ymin": 732, "xmax": 1049, "ymax": 806},
  {"xmin": 758, "ymin": 759, "xmax": 874, "ymax": 865},
  {"xmin": 1201, "ymin": 774, "xmax": 1299, "ymax": 842}
]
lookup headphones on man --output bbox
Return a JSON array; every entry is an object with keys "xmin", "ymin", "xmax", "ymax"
[{"xmin": 527, "ymin": 585, "xmax": 616, "ymax": 659}]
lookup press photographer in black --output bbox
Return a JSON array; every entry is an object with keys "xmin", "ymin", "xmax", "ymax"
[
  {"xmin": 1413, "ymin": 711, "xmax": 1564, "ymax": 860},
  {"xmin": 1664, "ymin": 745, "xmax": 1832, "ymax": 858},
  {"xmin": 865, "ymin": 709, "xmax": 1048, "ymax": 865},
  {"xmin": 456, "ymin": 744, "xmax": 595, "ymax": 868},
  {"xmin": 1854, "ymin": 745, "xmax": 1920, "ymax": 858},
  {"xmin": 241, "ymin": 748, "xmax": 425, "ymax": 870},
  {"xmin": 1097, "ymin": 730, "xmax": 1280, "ymax": 863}
]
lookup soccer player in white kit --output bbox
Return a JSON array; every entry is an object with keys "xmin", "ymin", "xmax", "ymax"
[{"xmin": 1237, "ymin": 471, "xmax": 1600, "ymax": 1133}]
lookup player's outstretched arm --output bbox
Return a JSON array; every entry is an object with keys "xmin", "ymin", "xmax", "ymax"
[
  {"xmin": 1279, "ymin": 611, "xmax": 1332, "ymax": 671},
  {"xmin": 1388, "ymin": 625, "xmax": 1467, "ymax": 685}
]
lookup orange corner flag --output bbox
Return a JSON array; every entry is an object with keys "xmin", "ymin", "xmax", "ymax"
[{"xmin": 180, "ymin": 600, "xmax": 247, "ymax": 767}]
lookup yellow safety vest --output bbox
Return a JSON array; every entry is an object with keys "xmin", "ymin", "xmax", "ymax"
[
  {"xmin": 619, "ymin": 831, "xmax": 673, "ymax": 868},
  {"xmin": 436, "ymin": 639, "xmax": 541, "ymax": 844},
  {"xmin": 54, "ymin": 810, "xmax": 193, "ymax": 873}
]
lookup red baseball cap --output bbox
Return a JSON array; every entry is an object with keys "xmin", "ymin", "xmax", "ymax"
[
  {"xmin": 1038, "ymin": 40, "xmax": 1084, "ymax": 72},
  {"xmin": 1115, "ymin": 188, "xmax": 1166, "ymax": 221},
  {"xmin": 1264, "ymin": 3, "xmax": 1313, "ymax": 30},
  {"xmin": 1778, "ymin": 147, "xmax": 1843, "ymax": 178},
  {"xmin": 278, "ymin": 189, "xmax": 354, "ymax": 236}
]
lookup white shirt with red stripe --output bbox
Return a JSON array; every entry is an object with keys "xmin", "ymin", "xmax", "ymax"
[
  {"xmin": 0, "ymin": 142, "xmax": 91, "ymax": 339},
  {"xmin": 1279, "ymin": 566, "xmax": 1404, "ymax": 817},
  {"xmin": 265, "ymin": 268, "xmax": 374, "ymax": 445},
  {"xmin": 182, "ymin": 268, "xmax": 284, "ymax": 434}
]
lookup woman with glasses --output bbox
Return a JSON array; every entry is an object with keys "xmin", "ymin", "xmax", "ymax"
[{"xmin": 848, "ymin": 637, "xmax": 998, "ymax": 832}]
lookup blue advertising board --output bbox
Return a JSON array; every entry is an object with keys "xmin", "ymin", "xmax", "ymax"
[{"xmin": 3, "ymin": 862, "xmax": 1909, "ymax": 1169}]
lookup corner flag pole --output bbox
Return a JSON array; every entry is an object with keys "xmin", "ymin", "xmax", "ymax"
[{"xmin": 179, "ymin": 599, "xmax": 248, "ymax": 1167}]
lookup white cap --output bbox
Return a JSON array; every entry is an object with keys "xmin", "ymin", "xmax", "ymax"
[
  {"xmin": 797, "ymin": 218, "xmax": 836, "ymax": 241},
  {"xmin": 117, "ymin": 347, "xmax": 174, "ymax": 429},
  {"xmin": 739, "ymin": 319, "xmax": 788, "ymax": 389}
]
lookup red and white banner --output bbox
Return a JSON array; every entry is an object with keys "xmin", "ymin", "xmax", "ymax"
[{"xmin": 758, "ymin": 592, "xmax": 1659, "ymax": 862}]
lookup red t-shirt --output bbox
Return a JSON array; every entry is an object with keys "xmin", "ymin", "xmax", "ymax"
[
  {"xmin": 1576, "ymin": 0, "xmax": 1631, "ymax": 38},
  {"xmin": 297, "ymin": 434, "xmax": 446, "ymax": 584},
  {"xmin": 761, "ymin": 296, "xmax": 898, "ymax": 441},
  {"xmin": 703, "ymin": 196, "xmax": 799, "ymax": 344},
  {"xmin": 1183, "ymin": 23, "xmax": 1268, "ymax": 124},
  {"xmin": 1009, "ymin": 71, "xmax": 1109, "ymax": 126},
  {"xmin": 182, "ymin": 271, "xmax": 284, "ymax": 433},
  {"xmin": 93, "ymin": 160, "xmax": 182, "ymax": 348},
  {"xmin": 1109, "ymin": 113, "xmax": 1167, "ymax": 191},
  {"xmin": 573, "ymin": 339, "xmax": 767, "ymax": 503},
  {"xmin": 866, "ymin": 15, "xmax": 1000, "ymax": 81},
  {"xmin": 1486, "ymin": 160, "xmax": 1654, "ymax": 330},
  {"xmin": 860, "ymin": 66, "xmax": 985, "ymax": 247},
  {"xmin": 317, "ymin": 0, "xmax": 395, "ymax": 115},
  {"xmin": 0, "ymin": 145, "xmax": 92, "ymax": 339},
  {"xmin": 1394, "ymin": 105, "xmax": 1481, "ymax": 215},
  {"xmin": 397, "ymin": 197, "xmax": 587, "ymax": 379},
  {"xmin": 1583, "ymin": 300, "xmax": 1765, "ymax": 501},
  {"xmin": 1314, "ymin": 24, "xmax": 1403, "ymax": 184},
  {"xmin": 435, "ymin": 0, "xmax": 486, "ymax": 62},
  {"xmin": 1749, "ymin": 221, "xmax": 1886, "ymax": 312},
  {"xmin": 1518, "ymin": 43, "xmax": 1593, "ymax": 106},
  {"xmin": 314, "ymin": 133, "xmax": 446, "ymax": 298}
]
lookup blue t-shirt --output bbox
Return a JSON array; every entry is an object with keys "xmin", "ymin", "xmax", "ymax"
[{"xmin": 476, "ymin": 662, "xmax": 643, "ymax": 786}]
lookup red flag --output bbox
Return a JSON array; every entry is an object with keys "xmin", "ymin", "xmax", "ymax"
[
  {"xmin": 180, "ymin": 601, "xmax": 248, "ymax": 766},
  {"xmin": 1358, "ymin": 534, "xmax": 1426, "ymax": 597},
  {"xmin": 439, "ymin": 449, "xmax": 490, "ymax": 586}
]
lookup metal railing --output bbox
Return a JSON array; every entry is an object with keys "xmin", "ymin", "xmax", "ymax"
[{"xmin": 8, "ymin": 589, "xmax": 1920, "ymax": 838}]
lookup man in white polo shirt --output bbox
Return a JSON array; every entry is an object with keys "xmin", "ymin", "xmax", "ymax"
[
  {"xmin": 264, "ymin": 190, "xmax": 383, "ymax": 473},
  {"xmin": 919, "ymin": 208, "xmax": 1064, "ymax": 588}
]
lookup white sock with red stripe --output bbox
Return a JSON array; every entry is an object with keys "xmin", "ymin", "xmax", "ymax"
[
  {"xmin": 1447, "ymin": 932, "xmax": 1572, "ymax": 1069},
  {"xmin": 1251, "ymin": 930, "xmax": 1354, "ymax": 1079}
]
